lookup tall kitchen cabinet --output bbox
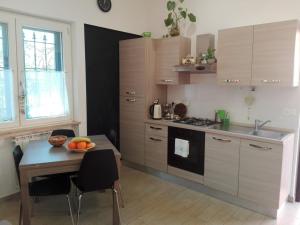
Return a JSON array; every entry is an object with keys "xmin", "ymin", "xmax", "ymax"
[
  {"xmin": 119, "ymin": 38, "xmax": 166, "ymax": 164},
  {"xmin": 155, "ymin": 37, "xmax": 191, "ymax": 85},
  {"xmin": 217, "ymin": 20, "xmax": 300, "ymax": 87}
]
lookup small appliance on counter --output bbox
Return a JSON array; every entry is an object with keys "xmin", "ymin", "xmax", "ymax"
[
  {"xmin": 162, "ymin": 103, "xmax": 173, "ymax": 120},
  {"xmin": 149, "ymin": 99, "xmax": 162, "ymax": 120}
]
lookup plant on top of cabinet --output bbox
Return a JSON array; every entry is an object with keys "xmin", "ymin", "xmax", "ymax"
[{"xmin": 164, "ymin": 0, "xmax": 196, "ymax": 37}]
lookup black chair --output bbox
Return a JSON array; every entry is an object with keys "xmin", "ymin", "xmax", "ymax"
[
  {"xmin": 13, "ymin": 145, "xmax": 74, "ymax": 225},
  {"xmin": 72, "ymin": 150, "xmax": 120, "ymax": 225},
  {"xmin": 51, "ymin": 129, "xmax": 76, "ymax": 138}
]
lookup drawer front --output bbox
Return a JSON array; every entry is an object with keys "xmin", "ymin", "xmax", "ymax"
[
  {"xmin": 204, "ymin": 134, "xmax": 240, "ymax": 195},
  {"xmin": 145, "ymin": 123, "xmax": 168, "ymax": 137},
  {"xmin": 145, "ymin": 134, "xmax": 167, "ymax": 172},
  {"xmin": 239, "ymin": 140, "xmax": 283, "ymax": 208}
]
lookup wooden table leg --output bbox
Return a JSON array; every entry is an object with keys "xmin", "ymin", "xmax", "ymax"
[
  {"xmin": 115, "ymin": 156, "xmax": 125, "ymax": 208},
  {"xmin": 112, "ymin": 189, "xmax": 121, "ymax": 225},
  {"xmin": 20, "ymin": 168, "xmax": 31, "ymax": 225}
]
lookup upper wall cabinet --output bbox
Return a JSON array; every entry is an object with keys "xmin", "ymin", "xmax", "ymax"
[
  {"xmin": 252, "ymin": 20, "xmax": 300, "ymax": 87},
  {"xmin": 217, "ymin": 26, "xmax": 254, "ymax": 85},
  {"xmin": 217, "ymin": 20, "xmax": 300, "ymax": 87},
  {"xmin": 155, "ymin": 37, "xmax": 191, "ymax": 85}
]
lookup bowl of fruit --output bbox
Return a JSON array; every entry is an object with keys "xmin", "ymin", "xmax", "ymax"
[
  {"xmin": 48, "ymin": 135, "xmax": 68, "ymax": 147},
  {"xmin": 67, "ymin": 137, "xmax": 96, "ymax": 153}
]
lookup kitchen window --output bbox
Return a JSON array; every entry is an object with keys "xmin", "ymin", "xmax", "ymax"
[{"xmin": 0, "ymin": 11, "xmax": 73, "ymax": 129}]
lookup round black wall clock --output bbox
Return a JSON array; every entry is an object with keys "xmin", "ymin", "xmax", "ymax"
[{"xmin": 97, "ymin": 0, "xmax": 112, "ymax": 12}]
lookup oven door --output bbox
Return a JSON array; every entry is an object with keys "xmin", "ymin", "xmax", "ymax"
[{"xmin": 168, "ymin": 127, "xmax": 205, "ymax": 175}]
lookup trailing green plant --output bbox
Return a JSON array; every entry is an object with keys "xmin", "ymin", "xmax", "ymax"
[{"xmin": 164, "ymin": 0, "xmax": 196, "ymax": 36}]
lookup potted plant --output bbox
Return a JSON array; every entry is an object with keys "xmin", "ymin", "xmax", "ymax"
[
  {"xmin": 206, "ymin": 48, "xmax": 216, "ymax": 64},
  {"xmin": 164, "ymin": 0, "xmax": 196, "ymax": 37}
]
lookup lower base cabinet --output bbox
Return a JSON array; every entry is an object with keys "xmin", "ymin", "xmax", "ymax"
[
  {"xmin": 144, "ymin": 123, "xmax": 168, "ymax": 172},
  {"xmin": 204, "ymin": 133, "xmax": 240, "ymax": 195},
  {"xmin": 238, "ymin": 140, "xmax": 283, "ymax": 208},
  {"xmin": 145, "ymin": 134, "xmax": 167, "ymax": 172}
]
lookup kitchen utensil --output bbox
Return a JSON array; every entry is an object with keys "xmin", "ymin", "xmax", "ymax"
[
  {"xmin": 163, "ymin": 103, "xmax": 172, "ymax": 120},
  {"xmin": 48, "ymin": 135, "xmax": 67, "ymax": 147},
  {"xmin": 174, "ymin": 103, "xmax": 187, "ymax": 118}
]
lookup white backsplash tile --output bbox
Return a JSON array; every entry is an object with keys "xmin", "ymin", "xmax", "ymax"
[{"xmin": 167, "ymin": 77, "xmax": 300, "ymax": 130}]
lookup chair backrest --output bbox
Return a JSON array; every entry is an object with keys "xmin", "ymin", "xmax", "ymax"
[
  {"xmin": 77, "ymin": 149, "xmax": 119, "ymax": 192},
  {"xmin": 12, "ymin": 145, "xmax": 23, "ymax": 184},
  {"xmin": 51, "ymin": 129, "xmax": 75, "ymax": 137}
]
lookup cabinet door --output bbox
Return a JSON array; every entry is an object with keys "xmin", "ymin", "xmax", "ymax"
[
  {"xmin": 155, "ymin": 37, "xmax": 191, "ymax": 85},
  {"xmin": 217, "ymin": 26, "xmax": 253, "ymax": 85},
  {"xmin": 145, "ymin": 134, "xmax": 168, "ymax": 172},
  {"xmin": 120, "ymin": 38, "xmax": 146, "ymax": 97},
  {"xmin": 204, "ymin": 134, "xmax": 240, "ymax": 195},
  {"xmin": 239, "ymin": 140, "xmax": 283, "ymax": 208},
  {"xmin": 120, "ymin": 96, "xmax": 145, "ymax": 164},
  {"xmin": 252, "ymin": 20, "xmax": 299, "ymax": 87}
]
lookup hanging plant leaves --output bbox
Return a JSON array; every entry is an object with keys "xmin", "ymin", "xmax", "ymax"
[
  {"xmin": 180, "ymin": 10, "xmax": 187, "ymax": 19},
  {"xmin": 188, "ymin": 13, "xmax": 196, "ymax": 22},
  {"xmin": 179, "ymin": 0, "xmax": 184, "ymax": 3},
  {"xmin": 167, "ymin": 1, "xmax": 176, "ymax": 11},
  {"xmin": 164, "ymin": 13, "xmax": 174, "ymax": 27}
]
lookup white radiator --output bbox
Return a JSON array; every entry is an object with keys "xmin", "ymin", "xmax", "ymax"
[{"xmin": 13, "ymin": 131, "xmax": 52, "ymax": 148}]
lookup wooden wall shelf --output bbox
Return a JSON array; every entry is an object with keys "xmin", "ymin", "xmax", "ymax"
[{"xmin": 174, "ymin": 63, "xmax": 217, "ymax": 74}]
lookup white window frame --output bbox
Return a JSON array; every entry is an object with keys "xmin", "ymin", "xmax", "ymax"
[
  {"xmin": 15, "ymin": 15, "xmax": 73, "ymax": 127},
  {"xmin": 0, "ymin": 11, "xmax": 19, "ymax": 129}
]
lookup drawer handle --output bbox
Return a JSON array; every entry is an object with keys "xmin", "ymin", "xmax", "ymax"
[
  {"xmin": 261, "ymin": 79, "xmax": 281, "ymax": 83},
  {"xmin": 126, "ymin": 91, "xmax": 136, "ymax": 95},
  {"xmin": 161, "ymin": 79, "xmax": 173, "ymax": 83},
  {"xmin": 212, "ymin": 137, "xmax": 232, "ymax": 143},
  {"xmin": 126, "ymin": 98, "xmax": 136, "ymax": 102},
  {"xmin": 224, "ymin": 79, "xmax": 240, "ymax": 83},
  {"xmin": 150, "ymin": 137, "xmax": 162, "ymax": 142},
  {"xmin": 249, "ymin": 144, "xmax": 272, "ymax": 151},
  {"xmin": 150, "ymin": 126, "xmax": 162, "ymax": 130}
]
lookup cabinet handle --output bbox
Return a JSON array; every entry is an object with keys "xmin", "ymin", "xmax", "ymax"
[
  {"xmin": 261, "ymin": 79, "xmax": 281, "ymax": 83},
  {"xmin": 249, "ymin": 144, "xmax": 272, "ymax": 151},
  {"xmin": 126, "ymin": 98, "xmax": 136, "ymax": 102},
  {"xmin": 224, "ymin": 79, "xmax": 240, "ymax": 83},
  {"xmin": 161, "ymin": 79, "xmax": 173, "ymax": 83},
  {"xmin": 126, "ymin": 91, "xmax": 136, "ymax": 95},
  {"xmin": 212, "ymin": 137, "xmax": 232, "ymax": 143},
  {"xmin": 150, "ymin": 126, "xmax": 162, "ymax": 130},
  {"xmin": 150, "ymin": 137, "xmax": 162, "ymax": 142}
]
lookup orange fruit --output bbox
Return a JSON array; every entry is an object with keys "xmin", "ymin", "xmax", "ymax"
[
  {"xmin": 77, "ymin": 141, "xmax": 87, "ymax": 149},
  {"xmin": 68, "ymin": 142, "xmax": 77, "ymax": 149},
  {"xmin": 86, "ymin": 143, "xmax": 93, "ymax": 148}
]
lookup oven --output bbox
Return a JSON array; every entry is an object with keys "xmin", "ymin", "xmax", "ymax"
[{"xmin": 168, "ymin": 127, "xmax": 205, "ymax": 175}]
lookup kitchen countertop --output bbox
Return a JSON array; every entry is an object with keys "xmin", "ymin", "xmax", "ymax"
[{"xmin": 145, "ymin": 119, "xmax": 294, "ymax": 144}]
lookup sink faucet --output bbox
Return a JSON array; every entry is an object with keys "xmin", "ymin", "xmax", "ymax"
[{"xmin": 254, "ymin": 119, "xmax": 271, "ymax": 132}]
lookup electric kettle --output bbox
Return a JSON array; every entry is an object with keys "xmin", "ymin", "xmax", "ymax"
[{"xmin": 149, "ymin": 99, "xmax": 162, "ymax": 120}]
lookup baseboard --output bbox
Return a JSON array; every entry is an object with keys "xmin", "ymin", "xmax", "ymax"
[
  {"xmin": 0, "ymin": 192, "xmax": 19, "ymax": 203},
  {"xmin": 123, "ymin": 161, "xmax": 279, "ymax": 218}
]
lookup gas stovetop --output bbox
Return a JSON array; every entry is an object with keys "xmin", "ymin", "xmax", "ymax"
[{"xmin": 173, "ymin": 117, "xmax": 217, "ymax": 127}]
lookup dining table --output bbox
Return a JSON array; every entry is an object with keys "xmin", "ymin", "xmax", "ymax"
[{"xmin": 19, "ymin": 135, "xmax": 123, "ymax": 225}]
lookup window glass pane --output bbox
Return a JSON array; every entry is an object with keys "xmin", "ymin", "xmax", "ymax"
[
  {"xmin": 22, "ymin": 27, "xmax": 69, "ymax": 120},
  {"xmin": 0, "ymin": 23, "xmax": 14, "ymax": 123}
]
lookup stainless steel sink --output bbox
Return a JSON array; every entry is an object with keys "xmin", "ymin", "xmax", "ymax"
[
  {"xmin": 248, "ymin": 130, "xmax": 287, "ymax": 140},
  {"xmin": 209, "ymin": 124, "xmax": 288, "ymax": 140}
]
